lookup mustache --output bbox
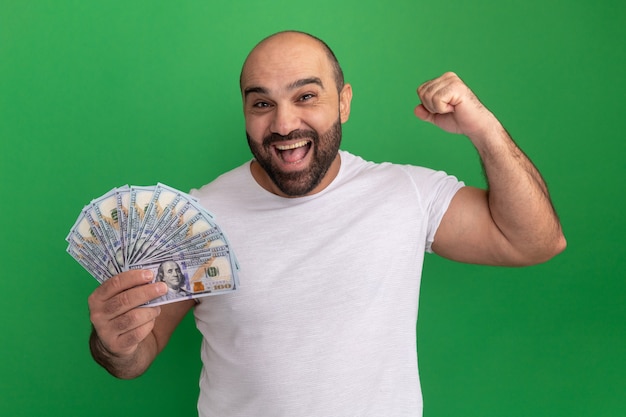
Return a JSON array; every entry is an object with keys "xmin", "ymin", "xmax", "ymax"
[{"xmin": 262, "ymin": 129, "xmax": 318, "ymax": 147}]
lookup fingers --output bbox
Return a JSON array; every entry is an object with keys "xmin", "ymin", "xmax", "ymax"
[
  {"xmin": 417, "ymin": 71, "xmax": 464, "ymax": 115},
  {"xmin": 415, "ymin": 72, "xmax": 497, "ymax": 137},
  {"xmin": 88, "ymin": 269, "xmax": 167, "ymax": 355},
  {"xmin": 91, "ymin": 269, "xmax": 154, "ymax": 302},
  {"xmin": 90, "ymin": 270, "xmax": 164, "ymax": 315},
  {"xmin": 414, "ymin": 104, "xmax": 434, "ymax": 123},
  {"xmin": 104, "ymin": 308, "xmax": 161, "ymax": 355}
]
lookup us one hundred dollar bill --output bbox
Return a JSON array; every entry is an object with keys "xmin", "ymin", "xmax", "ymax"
[{"xmin": 66, "ymin": 183, "xmax": 239, "ymax": 305}]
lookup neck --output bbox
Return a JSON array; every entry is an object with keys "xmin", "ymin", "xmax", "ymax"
[{"xmin": 250, "ymin": 153, "xmax": 341, "ymax": 198}]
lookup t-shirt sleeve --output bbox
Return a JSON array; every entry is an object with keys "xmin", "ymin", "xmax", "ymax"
[{"xmin": 403, "ymin": 166, "xmax": 465, "ymax": 253}]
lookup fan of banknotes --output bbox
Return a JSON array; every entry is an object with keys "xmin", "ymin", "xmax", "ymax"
[{"xmin": 66, "ymin": 183, "xmax": 239, "ymax": 306}]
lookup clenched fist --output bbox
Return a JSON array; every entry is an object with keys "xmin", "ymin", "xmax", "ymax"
[{"xmin": 414, "ymin": 72, "xmax": 501, "ymax": 141}]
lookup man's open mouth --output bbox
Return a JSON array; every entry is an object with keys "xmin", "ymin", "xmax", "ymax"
[{"xmin": 273, "ymin": 140, "xmax": 312, "ymax": 164}]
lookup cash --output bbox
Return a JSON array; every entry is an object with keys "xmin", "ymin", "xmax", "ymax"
[{"xmin": 66, "ymin": 183, "xmax": 239, "ymax": 306}]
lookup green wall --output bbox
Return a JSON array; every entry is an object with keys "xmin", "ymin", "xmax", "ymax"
[{"xmin": 1, "ymin": 1, "xmax": 624, "ymax": 416}]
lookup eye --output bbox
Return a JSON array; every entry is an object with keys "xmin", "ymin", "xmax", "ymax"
[
  {"xmin": 299, "ymin": 93, "xmax": 315, "ymax": 101},
  {"xmin": 253, "ymin": 101, "xmax": 270, "ymax": 108}
]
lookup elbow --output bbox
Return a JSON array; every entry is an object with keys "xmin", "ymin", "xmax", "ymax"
[
  {"xmin": 111, "ymin": 369, "xmax": 147, "ymax": 380},
  {"xmin": 554, "ymin": 232, "xmax": 568, "ymax": 256},
  {"xmin": 516, "ymin": 230, "xmax": 567, "ymax": 267},
  {"xmin": 548, "ymin": 231, "xmax": 568, "ymax": 260},
  {"xmin": 547, "ymin": 226, "xmax": 567, "ymax": 258},
  {"xmin": 540, "ymin": 233, "xmax": 567, "ymax": 264}
]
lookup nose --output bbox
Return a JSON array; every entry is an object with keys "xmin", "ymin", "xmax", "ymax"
[{"xmin": 270, "ymin": 104, "xmax": 300, "ymax": 136}]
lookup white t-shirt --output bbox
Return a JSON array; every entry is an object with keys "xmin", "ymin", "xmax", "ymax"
[{"xmin": 190, "ymin": 151, "xmax": 464, "ymax": 417}]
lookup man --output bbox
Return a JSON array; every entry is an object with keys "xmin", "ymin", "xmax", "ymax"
[{"xmin": 88, "ymin": 31, "xmax": 566, "ymax": 416}]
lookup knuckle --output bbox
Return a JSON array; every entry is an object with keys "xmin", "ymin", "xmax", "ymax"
[
  {"xmin": 89, "ymin": 309, "xmax": 104, "ymax": 327},
  {"xmin": 118, "ymin": 290, "xmax": 132, "ymax": 308},
  {"xmin": 120, "ymin": 322, "xmax": 153, "ymax": 349},
  {"xmin": 108, "ymin": 274, "xmax": 124, "ymax": 291},
  {"xmin": 87, "ymin": 291, "xmax": 99, "ymax": 308},
  {"xmin": 112, "ymin": 313, "xmax": 132, "ymax": 332},
  {"xmin": 121, "ymin": 330, "xmax": 142, "ymax": 349},
  {"xmin": 420, "ymin": 82, "xmax": 433, "ymax": 95},
  {"xmin": 102, "ymin": 294, "xmax": 124, "ymax": 316},
  {"xmin": 110, "ymin": 307, "xmax": 153, "ymax": 334}
]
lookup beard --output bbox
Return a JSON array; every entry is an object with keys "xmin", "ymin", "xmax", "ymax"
[{"xmin": 246, "ymin": 118, "xmax": 342, "ymax": 197}]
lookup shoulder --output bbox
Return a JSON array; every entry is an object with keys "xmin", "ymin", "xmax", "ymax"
[
  {"xmin": 338, "ymin": 150, "xmax": 462, "ymax": 194},
  {"xmin": 190, "ymin": 161, "xmax": 253, "ymax": 199}
]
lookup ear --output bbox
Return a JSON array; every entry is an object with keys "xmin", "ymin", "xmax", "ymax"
[{"xmin": 339, "ymin": 83, "xmax": 353, "ymax": 123}]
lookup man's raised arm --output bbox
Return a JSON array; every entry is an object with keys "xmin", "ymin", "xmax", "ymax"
[{"xmin": 415, "ymin": 72, "xmax": 566, "ymax": 266}]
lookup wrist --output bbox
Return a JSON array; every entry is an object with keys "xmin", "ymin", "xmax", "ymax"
[{"xmin": 468, "ymin": 119, "xmax": 512, "ymax": 158}]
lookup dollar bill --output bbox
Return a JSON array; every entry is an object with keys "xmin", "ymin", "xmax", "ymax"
[
  {"xmin": 129, "ymin": 245, "xmax": 239, "ymax": 306},
  {"xmin": 91, "ymin": 188, "xmax": 125, "ymax": 271},
  {"xmin": 115, "ymin": 185, "xmax": 131, "ymax": 267},
  {"xmin": 67, "ymin": 244, "xmax": 112, "ymax": 283},
  {"xmin": 129, "ymin": 183, "xmax": 188, "ymax": 264},
  {"xmin": 67, "ymin": 183, "xmax": 239, "ymax": 305},
  {"xmin": 67, "ymin": 211, "xmax": 119, "ymax": 277}
]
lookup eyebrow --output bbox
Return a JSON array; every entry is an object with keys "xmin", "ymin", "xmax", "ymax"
[
  {"xmin": 288, "ymin": 77, "xmax": 324, "ymax": 90},
  {"xmin": 244, "ymin": 77, "xmax": 324, "ymax": 98}
]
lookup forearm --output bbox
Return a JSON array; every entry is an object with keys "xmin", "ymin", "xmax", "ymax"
[
  {"xmin": 89, "ymin": 326, "xmax": 158, "ymax": 379},
  {"xmin": 471, "ymin": 120, "xmax": 566, "ymax": 262},
  {"xmin": 418, "ymin": 72, "xmax": 566, "ymax": 265}
]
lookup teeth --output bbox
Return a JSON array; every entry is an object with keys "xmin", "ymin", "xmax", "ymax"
[{"xmin": 275, "ymin": 140, "xmax": 309, "ymax": 151}]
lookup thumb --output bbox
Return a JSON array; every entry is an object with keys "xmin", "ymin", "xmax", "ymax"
[{"xmin": 414, "ymin": 104, "xmax": 435, "ymax": 124}]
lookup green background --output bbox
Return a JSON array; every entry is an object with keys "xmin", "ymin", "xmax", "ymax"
[{"xmin": 1, "ymin": 1, "xmax": 624, "ymax": 416}]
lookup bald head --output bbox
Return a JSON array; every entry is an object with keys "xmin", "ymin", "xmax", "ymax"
[{"xmin": 240, "ymin": 31, "xmax": 345, "ymax": 93}]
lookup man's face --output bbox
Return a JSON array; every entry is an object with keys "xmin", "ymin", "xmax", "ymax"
[
  {"xmin": 246, "ymin": 118, "xmax": 342, "ymax": 197},
  {"xmin": 161, "ymin": 261, "xmax": 183, "ymax": 289},
  {"xmin": 241, "ymin": 33, "xmax": 351, "ymax": 197}
]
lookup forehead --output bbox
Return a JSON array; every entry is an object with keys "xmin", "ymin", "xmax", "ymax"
[{"xmin": 241, "ymin": 35, "xmax": 333, "ymax": 92}]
